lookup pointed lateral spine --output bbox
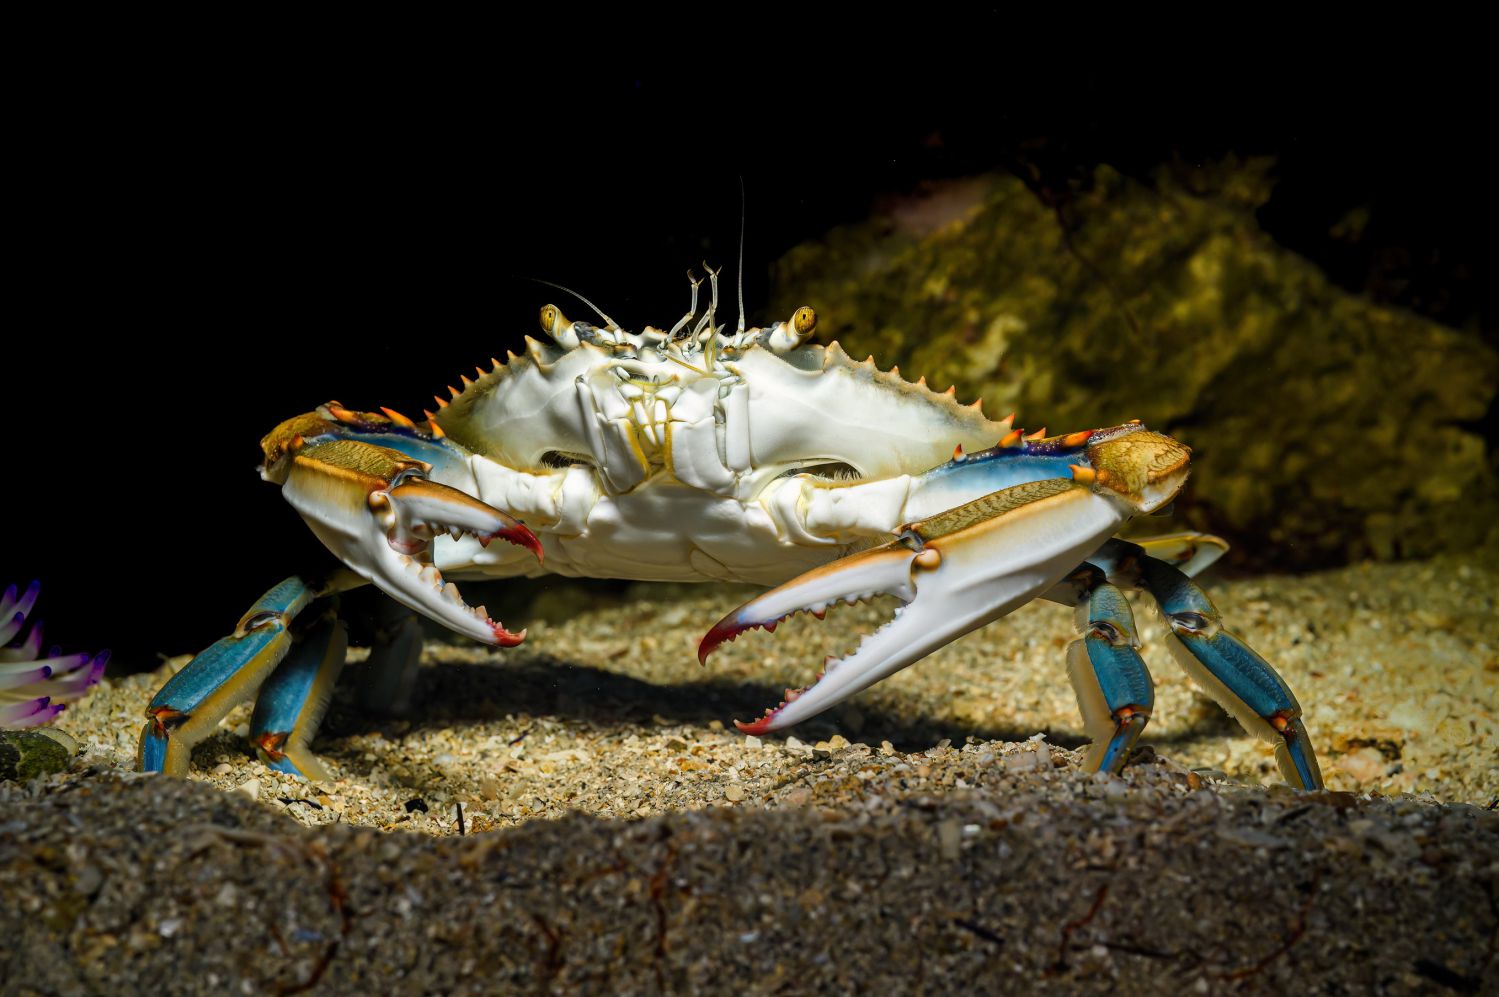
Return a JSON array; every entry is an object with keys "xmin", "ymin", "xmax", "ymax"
[
  {"xmin": 381, "ymin": 407, "xmax": 417, "ymax": 429},
  {"xmin": 814, "ymin": 340, "xmax": 1014, "ymax": 436}
]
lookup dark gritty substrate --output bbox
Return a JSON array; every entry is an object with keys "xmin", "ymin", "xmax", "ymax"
[{"xmin": 2, "ymin": 552, "xmax": 1496, "ymax": 994}]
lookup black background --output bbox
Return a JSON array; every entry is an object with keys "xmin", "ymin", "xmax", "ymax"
[{"xmin": 10, "ymin": 36, "xmax": 1492, "ymax": 667}]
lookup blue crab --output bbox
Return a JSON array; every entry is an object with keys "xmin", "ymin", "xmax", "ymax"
[{"xmin": 139, "ymin": 271, "xmax": 1322, "ymax": 789}]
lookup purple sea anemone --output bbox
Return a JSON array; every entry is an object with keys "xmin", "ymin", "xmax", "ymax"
[{"xmin": 0, "ymin": 581, "xmax": 108, "ymax": 728}]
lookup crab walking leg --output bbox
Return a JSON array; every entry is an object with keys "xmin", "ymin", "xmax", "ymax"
[
  {"xmin": 1062, "ymin": 566, "xmax": 1155, "ymax": 774},
  {"xmin": 248, "ymin": 617, "xmax": 349, "ymax": 781},
  {"xmin": 1135, "ymin": 554, "xmax": 1324, "ymax": 790},
  {"xmin": 353, "ymin": 606, "xmax": 425, "ymax": 717},
  {"xmin": 139, "ymin": 575, "xmax": 350, "ymax": 775}
]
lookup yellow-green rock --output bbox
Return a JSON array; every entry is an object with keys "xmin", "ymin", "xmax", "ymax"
[
  {"xmin": 769, "ymin": 162, "xmax": 1498, "ymax": 565},
  {"xmin": 0, "ymin": 728, "xmax": 77, "ymax": 781}
]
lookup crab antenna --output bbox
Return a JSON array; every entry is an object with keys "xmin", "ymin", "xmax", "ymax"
[
  {"xmin": 735, "ymin": 176, "xmax": 747, "ymax": 335},
  {"xmin": 668, "ymin": 268, "xmax": 702, "ymax": 341},
  {"xmin": 527, "ymin": 277, "xmax": 621, "ymax": 332}
]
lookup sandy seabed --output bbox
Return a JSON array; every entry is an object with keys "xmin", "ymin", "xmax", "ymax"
[{"xmin": 3, "ymin": 552, "xmax": 1496, "ymax": 994}]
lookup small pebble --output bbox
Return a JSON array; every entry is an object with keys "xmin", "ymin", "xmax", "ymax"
[
  {"xmin": 233, "ymin": 778, "xmax": 260, "ymax": 802},
  {"xmin": 73, "ymin": 865, "xmax": 103, "ymax": 896},
  {"xmin": 1338, "ymin": 747, "xmax": 1386, "ymax": 784},
  {"xmin": 723, "ymin": 784, "xmax": 746, "ymax": 803},
  {"xmin": 937, "ymin": 819, "xmax": 962, "ymax": 860}
]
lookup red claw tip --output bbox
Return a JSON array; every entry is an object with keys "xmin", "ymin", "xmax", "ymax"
[
  {"xmin": 698, "ymin": 619, "xmax": 740, "ymax": 666},
  {"xmin": 488, "ymin": 524, "xmax": 544, "ymax": 563},
  {"xmin": 491, "ymin": 623, "xmax": 527, "ymax": 647},
  {"xmin": 734, "ymin": 715, "xmax": 778, "ymax": 735}
]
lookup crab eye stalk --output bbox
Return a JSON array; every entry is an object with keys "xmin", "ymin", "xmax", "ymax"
[
  {"xmin": 539, "ymin": 303, "xmax": 580, "ymax": 349},
  {"xmin": 766, "ymin": 305, "xmax": 819, "ymax": 353},
  {"xmin": 539, "ymin": 304, "xmax": 561, "ymax": 334}
]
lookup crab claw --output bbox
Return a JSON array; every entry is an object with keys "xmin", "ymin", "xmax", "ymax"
[
  {"xmin": 710, "ymin": 429, "xmax": 1192, "ymax": 733},
  {"xmin": 711, "ymin": 478, "xmax": 1133, "ymax": 733},
  {"xmin": 281, "ymin": 439, "xmax": 539, "ymax": 645}
]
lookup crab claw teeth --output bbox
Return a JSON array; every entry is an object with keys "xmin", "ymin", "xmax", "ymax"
[
  {"xmin": 387, "ymin": 478, "xmax": 543, "ymax": 564},
  {"xmin": 698, "ymin": 544, "xmax": 920, "ymax": 666},
  {"xmin": 282, "ymin": 440, "xmax": 538, "ymax": 648},
  {"xmin": 478, "ymin": 520, "xmax": 544, "ymax": 562},
  {"xmin": 733, "ymin": 713, "xmax": 780, "ymax": 736},
  {"xmin": 721, "ymin": 475, "xmax": 1151, "ymax": 735},
  {"xmin": 492, "ymin": 624, "xmax": 526, "ymax": 647}
]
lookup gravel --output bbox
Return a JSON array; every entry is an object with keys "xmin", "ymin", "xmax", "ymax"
[{"xmin": 2, "ymin": 550, "xmax": 1496, "ymax": 993}]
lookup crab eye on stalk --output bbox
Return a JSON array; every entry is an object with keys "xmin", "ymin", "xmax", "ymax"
[
  {"xmin": 792, "ymin": 305, "xmax": 817, "ymax": 337},
  {"xmin": 539, "ymin": 304, "xmax": 561, "ymax": 333}
]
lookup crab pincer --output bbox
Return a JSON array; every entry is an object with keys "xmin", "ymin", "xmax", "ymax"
[
  {"xmin": 705, "ymin": 472, "xmax": 1146, "ymax": 735},
  {"xmin": 140, "ymin": 420, "xmax": 545, "ymax": 778}
]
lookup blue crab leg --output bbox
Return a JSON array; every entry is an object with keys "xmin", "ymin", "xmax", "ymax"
[
  {"xmin": 1134, "ymin": 553, "xmax": 1324, "ymax": 790},
  {"xmin": 353, "ymin": 608, "xmax": 425, "ymax": 717},
  {"xmin": 139, "ymin": 577, "xmax": 324, "ymax": 775},
  {"xmin": 1061, "ymin": 566, "xmax": 1155, "ymax": 774},
  {"xmin": 248, "ymin": 617, "xmax": 348, "ymax": 781}
]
